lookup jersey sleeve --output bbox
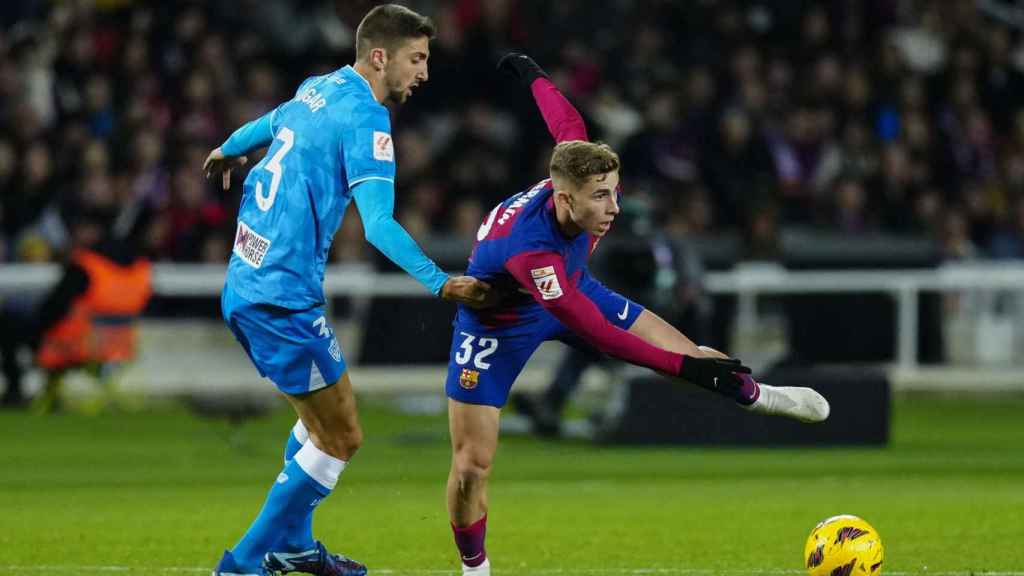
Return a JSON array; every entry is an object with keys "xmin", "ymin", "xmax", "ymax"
[
  {"xmin": 351, "ymin": 178, "xmax": 448, "ymax": 295},
  {"xmin": 340, "ymin": 104, "xmax": 396, "ymax": 187},
  {"xmin": 529, "ymin": 77, "xmax": 589, "ymax": 143},
  {"xmin": 504, "ymin": 250, "xmax": 683, "ymax": 374},
  {"xmin": 220, "ymin": 110, "xmax": 275, "ymax": 157}
]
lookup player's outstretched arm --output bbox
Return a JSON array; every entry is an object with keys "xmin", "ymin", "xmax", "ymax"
[
  {"xmin": 624, "ymin": 303, "xmax": 731, "ymax": 359},
  {"xmin": 497, "ymin": 52, "xmax": 588, "ymax": 143},
  {"xmin": 203, "ymin": 111, "xmax": 276, "ymax": 190},
  {"xmin": 203, "ymin": 147, "xmax": 248, "ymax": 191},
  {"xmin": 504, "ymin": 250, "xmax": 750, "ymax": 391},
  {"xmin": 352, "ymin": 179, "xmax": 491, "ymax": 306},
  {"xmin": 222, "ymin": 111, "xmax": 275, "ymax": 157}
]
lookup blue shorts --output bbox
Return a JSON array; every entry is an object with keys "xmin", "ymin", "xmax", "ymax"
[
  {"xmin": 445, "ymin": 274, "xmax": 643, "ymax": 407},
  {"xmin": 221, "ymin": 283, "xmax": 346, "ymax": 396}
]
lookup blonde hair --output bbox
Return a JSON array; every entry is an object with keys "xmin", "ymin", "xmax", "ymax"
[{"xmin": 549, "ymin": 140, "xmax": 620, "ymax": 190}]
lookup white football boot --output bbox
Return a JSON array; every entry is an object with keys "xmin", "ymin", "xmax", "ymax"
[{"xmin": 743, "ymin": 383, "xmax": 830, "ymax": 423}]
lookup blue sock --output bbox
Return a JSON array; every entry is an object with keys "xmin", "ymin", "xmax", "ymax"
[
  {"xmin": 230, "ymin": 439, "xmax": 345, "ymax": 570},
  {"xmin": 284, "ymin": 423, "xmax": 305, "ymax": 464},
  {"xmin": 276, "ymin": 421, "xmax": 315, "ymax": 552}
]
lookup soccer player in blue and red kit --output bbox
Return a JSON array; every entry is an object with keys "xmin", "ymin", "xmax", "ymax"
[
  {"xmin": 443, "ymin": 54, "xmax": 831, "ymax": 575},
  {"xmin": 202, "ymin": 6, "xmax": 490, "ymax": 576}
]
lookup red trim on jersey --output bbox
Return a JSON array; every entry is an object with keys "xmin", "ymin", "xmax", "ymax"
[{"xmin": 504, "ymin": 250, "xmax": 683, "ymax": 374}]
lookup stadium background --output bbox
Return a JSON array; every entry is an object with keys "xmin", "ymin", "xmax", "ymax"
[
  {"xmin": 6, "ymin": 0, "xmax": 1024, "ymax": 265},
  {"xmin": 1, "ymin": 1, "xmax": 1023, "ymax": 575}
]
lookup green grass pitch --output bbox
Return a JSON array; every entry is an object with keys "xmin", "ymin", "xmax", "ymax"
[{"xmin": 1, "ymin": 391, "xmax": 1022, "ymax": 575}]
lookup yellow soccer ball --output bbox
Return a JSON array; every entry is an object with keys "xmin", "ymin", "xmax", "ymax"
[{"xmin": 804, "ymin": 515, "xmax": 884, "ymax": 576}]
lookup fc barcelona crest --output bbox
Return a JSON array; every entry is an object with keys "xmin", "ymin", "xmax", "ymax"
[{"xmin": 459, "ymin": 368, "xmax": 480, "ymax": 390}]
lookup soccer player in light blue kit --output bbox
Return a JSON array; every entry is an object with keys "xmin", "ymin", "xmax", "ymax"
[{"xmin": 202, "ymin": 6, "xmax": 490, "ymax": 576}]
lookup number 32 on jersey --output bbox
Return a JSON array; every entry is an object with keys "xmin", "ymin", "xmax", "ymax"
[{"xmin": 454, "ymin": 332, "xmax": 498, "ymax": 370}]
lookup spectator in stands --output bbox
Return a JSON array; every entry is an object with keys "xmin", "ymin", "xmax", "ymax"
[
  {"xmin": 1, "ymin": 1, "xmax": 1024, "ymax": 263},
  {"xmin": 702, "ymin": 106, "xmax": 777, "ymax": 230}
]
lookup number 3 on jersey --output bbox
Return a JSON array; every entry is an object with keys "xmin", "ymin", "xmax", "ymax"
[
  {"xmin": 454, "ymin": 332, "xmax": 498, "ymax": 370},
  {"xmin": 255, "ymin": 126, "xmax": 294, "ymax": 211}
]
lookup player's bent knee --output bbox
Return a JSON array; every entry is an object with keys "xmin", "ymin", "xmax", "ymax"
[
  {"xmin": 309, "ymin": 423, "xmax": 363, "ymax": 460},
  {"xmin": 341, "ymin": 424, "xmax": 364, "ymax": 455},
  {"xmin": 453, "ymin": 463, "xmax": 489, "ymax": 494},
  {"xmin": 453, "ymin": 448, "xmax": 492, "ymax": 488}
]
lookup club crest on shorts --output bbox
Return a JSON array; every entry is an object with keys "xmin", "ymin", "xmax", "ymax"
[
  {"xmin": 459, "ymin": 368, "xmax": 480, "ymax": 390},
  {"xmin": 530, "ymin": 266, "xmax": 562, "ymax": 300},
  {"xmin": 328, "ymin": 337, "xmax": 342, "ymax": 363}
]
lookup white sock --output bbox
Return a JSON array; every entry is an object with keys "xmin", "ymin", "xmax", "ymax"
[{"xmin": 463, "ymin": 558, "xmax": 490, "ymax": 574}]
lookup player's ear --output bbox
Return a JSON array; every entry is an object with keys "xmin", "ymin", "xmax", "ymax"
[
  {"xmin": 554, "ymin": 188, "xmax": 575, "ymax": 210},
  {"xmin": 370, "ymin": 47, "xmax": 387, "ymax": 72}
]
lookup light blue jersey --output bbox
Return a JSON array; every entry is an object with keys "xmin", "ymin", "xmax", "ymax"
[
  {"xmin": 226, "ymin": 65, "xmax": 400, "ymax": 309},
  {"xmin": 218, "ymin": 63, "xmax": 449, "ymax": 393}
]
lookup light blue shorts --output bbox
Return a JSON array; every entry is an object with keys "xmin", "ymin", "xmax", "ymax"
[{"xmin": 221, "ymin": 283, "xmax": 346, "ymax": 395}]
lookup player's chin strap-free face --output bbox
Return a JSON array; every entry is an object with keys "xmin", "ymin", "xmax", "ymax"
[
  {"xmin": 365, "ymin": 46, "xmax": 404, "ymax": 105},
  {"xmin": 553, "ymin": 186, "xmax": 597, "ymax": 237},
  {"xmin": 558, "ymin": 173, "xmax": 620, "ymax": 234},
  {"xmin": 375, "ymin": 38, "xmax": 429, "ymax": 95}
]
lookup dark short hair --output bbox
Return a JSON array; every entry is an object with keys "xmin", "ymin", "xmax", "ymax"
[
  {"xmin": 355, "ymin": 4, "xmax": 436, "ymax": 60},
  {"xmin": 550, "ymin": 140, "xmax": 621, "ymax": 190}
]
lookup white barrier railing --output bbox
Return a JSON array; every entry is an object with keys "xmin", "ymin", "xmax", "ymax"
[
  {"xmin": 703, "ymin": 262, "xmax": 1024, "ymax": 370},
  {"xmin": 4, "ymin": 261, "xmax": 1024, "ymax": 375}
]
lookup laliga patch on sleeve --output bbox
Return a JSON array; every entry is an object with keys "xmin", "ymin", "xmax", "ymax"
[
  {"xmin": 530, "ymin": 266, "xmax": 563, "ymax": 300},
  {"xmin": 373, "ymin": 131, "xmax": 394, "ymax": 162}
]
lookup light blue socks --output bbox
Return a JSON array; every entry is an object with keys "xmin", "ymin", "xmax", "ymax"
[{"xmin": 230, "ymin": 420, "xmax": 344, "ymax": 570}]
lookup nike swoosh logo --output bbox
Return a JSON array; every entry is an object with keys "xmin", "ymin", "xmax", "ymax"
[{"xmin": 617, "ymin": 301, "xmax": 629, "ymax": 320}]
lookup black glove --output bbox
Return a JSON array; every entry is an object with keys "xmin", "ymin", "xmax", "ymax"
[
  {"xmin": 677, "ymin": 356, "xmax": 752, "ymax": 396},
  {"xmin": 497, "ymin": 52, "xmax": 549, "ymax": 87}
]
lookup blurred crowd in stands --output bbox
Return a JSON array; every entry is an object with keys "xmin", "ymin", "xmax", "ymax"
[{"xmin": 3, "ymin": 0, "xmax": 1024, "ymax": 267}]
